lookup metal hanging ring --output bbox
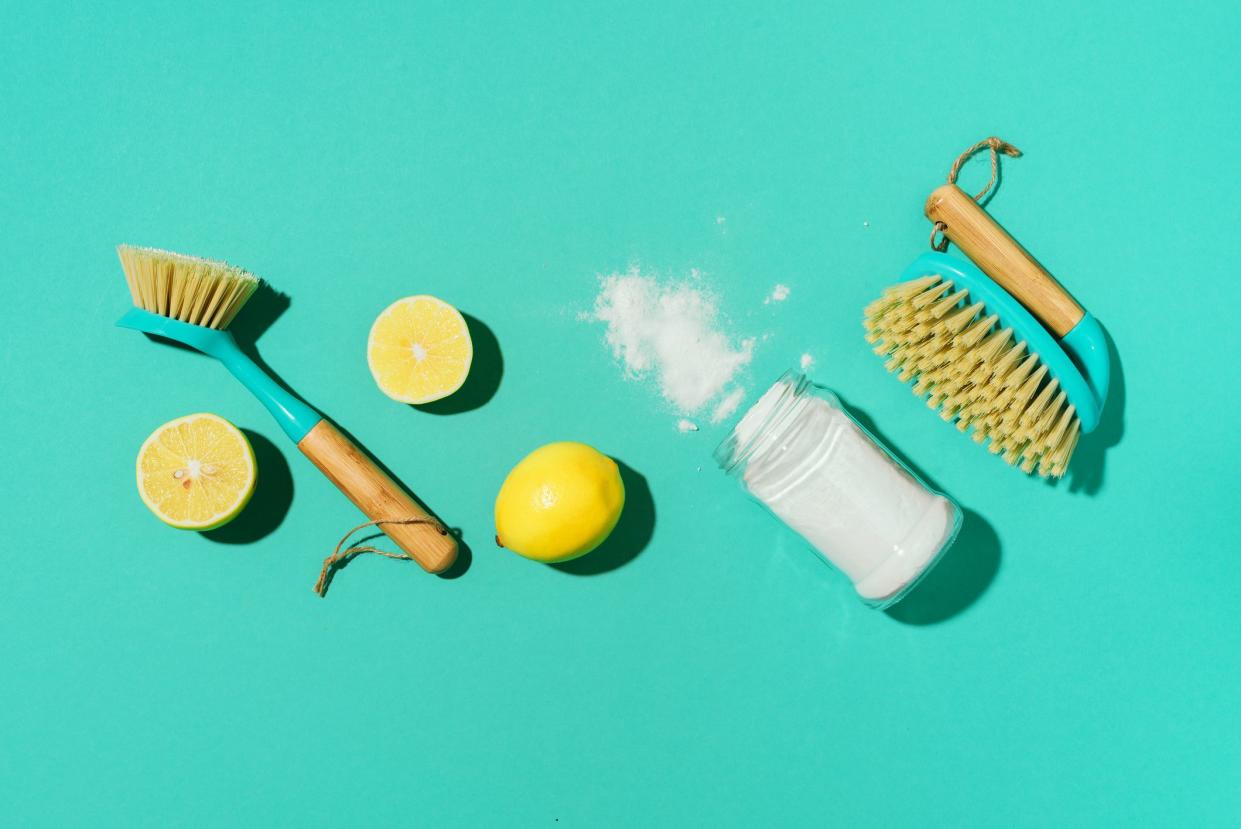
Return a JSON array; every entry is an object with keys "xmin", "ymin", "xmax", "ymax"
[{"xmin": 930, "ymin": 220, "xmax": 949, "ymax": 252}]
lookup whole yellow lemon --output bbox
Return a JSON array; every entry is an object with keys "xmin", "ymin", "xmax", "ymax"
[{"xmin": 495, "ymin": 442, "xmax": 626, "ymax": 563}]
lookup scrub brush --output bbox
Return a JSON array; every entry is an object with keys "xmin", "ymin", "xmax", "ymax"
[
  {"xmin": 863, "ymin": 139, "xmax": 1110, "ymax": 477},
  {"xmin": 116, "ymin": 245, "xmax": 458, "ymax": 573}
]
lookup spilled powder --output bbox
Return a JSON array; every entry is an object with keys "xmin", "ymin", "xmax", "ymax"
[
  {"xmin": 712, "ymin": 388, "xmax": 745, "ymax": 424},
  {"xmin": 800, "ymin": 353, "xmax": 815, "ymax": 370},
  {"xmin": 591, "ymin": 269, "xmax": 755, "ymax": 413},
  {"xmin": 765, "ymin": 284, "xmax": 791, "ymax": 304},
  {"xmin": 677, "ymin": 419, "xmax": 700, "ymax": 433}
]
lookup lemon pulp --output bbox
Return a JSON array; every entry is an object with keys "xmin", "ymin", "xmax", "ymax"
[
  {"xmin": 136, "ymin": 413, "xmax": 256, "ymax": 530},
  {"xmin": 494, "ymin": 442, "xmax": 625, "ymax": 563},
  {"xmin": 368, "ymin": 295, "xmax": 473, "ymax": 404}
]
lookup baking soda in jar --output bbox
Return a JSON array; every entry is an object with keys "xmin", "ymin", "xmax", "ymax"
[{"xmin": 715, "ymin": 372, "xmax": 962, "ymax": 608}]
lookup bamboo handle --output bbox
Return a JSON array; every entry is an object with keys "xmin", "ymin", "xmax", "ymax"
[
  {"xmin": 925, "ymin": 183, "xmax": 1084, "ymax": 337},
  {"xmin": 297, "ymin": 419, "xmax": 458, "ymax": 573}
]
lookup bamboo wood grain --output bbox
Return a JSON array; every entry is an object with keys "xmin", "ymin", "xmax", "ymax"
[
  {"xmin": 297, "ymin": 419, "xmax": 458, "ymax": 573},
  {"xmin": 925, "ymin": 183, "xmax": 1084, "ymax": 337}
]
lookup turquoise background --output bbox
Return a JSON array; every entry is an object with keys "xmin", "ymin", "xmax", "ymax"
[{"xmin": 2, "ymin": 2, "xmax": 1238, "ymax": 826}]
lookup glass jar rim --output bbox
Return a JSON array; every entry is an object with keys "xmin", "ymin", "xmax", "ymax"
[{"xmin": 713, "ymin": 370, "xmax": 813, "ymax": 475}]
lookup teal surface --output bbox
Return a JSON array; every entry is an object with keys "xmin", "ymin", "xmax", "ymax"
[{"xmin": 2, "ymin": 2, "xmax": 1238, "ymax": 826}]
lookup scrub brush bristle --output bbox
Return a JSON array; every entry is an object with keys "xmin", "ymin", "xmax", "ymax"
[
  {"xmin": 117, "ymin": 244, "xmax": 260, "ymax": 329},
  {"xmin": 864, "ymin": 274, "xmax": 1080, "ymax": 478}
]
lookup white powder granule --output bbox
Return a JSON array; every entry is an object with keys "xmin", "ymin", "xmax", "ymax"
[
  {"xmin": 591, "ymin": 269, "xmax": 754, "ymax": 413},
  {"xmin": 800, "ymin": 353, "xmax": 814, "ymax": 370},
  {"xmin": 677, "ymin": 419, "xmax": 699, "ymax": 433},
  {"xmin": 764, "ymin": 284, "xmax": 791, "ymax": 304},
  {"xmin": 711, "ymin": 388, "xmax": 745, "ymax": 424}
]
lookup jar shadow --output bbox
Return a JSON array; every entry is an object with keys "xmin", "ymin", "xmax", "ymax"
[
  {"xmin": 885, "ymin": 507, "xmax": 999, "ymax": 625},
  {"xmin": 841, "ymin": 400, "xmax": 1003, "ymax": 624}
]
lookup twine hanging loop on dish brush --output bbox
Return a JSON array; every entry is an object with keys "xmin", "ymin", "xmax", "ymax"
[
  {"xmin": 314, "ymin": 517, "xmax": 448, "ymax": 597},
  {"xmin": 930, "ymin": 136, "xmax": 1022, "ymax": 252}
]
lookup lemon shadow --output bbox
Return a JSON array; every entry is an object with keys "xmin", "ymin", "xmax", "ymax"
[
  {"xmin": 412, "ymin": 314, "xmax": 503, "ymax": 415},
  {"xmin": 202, "ymin": 429, "xmax": 293, "ymax": 545},
  {"xmin": 551, "ymin": 460, "xmax": 654, "ymax": 576}
]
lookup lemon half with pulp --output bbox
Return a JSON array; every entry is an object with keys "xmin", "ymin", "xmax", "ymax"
[
  {"xmin": 136, "ymin": 413, "xmax": 257, "ymax": 530},
  {"xmin": 368, "ymin": 295, "xmax": 473, "ymax": 404}
]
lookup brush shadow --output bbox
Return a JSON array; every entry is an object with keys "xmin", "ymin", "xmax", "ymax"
[
  {"xmin": 552, "ymin": 461, "xmax": 654, "ymax": 576},
  {"xmin": 202, "ymin": 429, "xmax": 294, "ymax": 544},
  {"xmin": 412, "ymin": 314, "xmax": 503, "ymax": 415},
  {"xmin": 1065, "ymin": 321, "xmax": 1124, "ymax": 495},
  {"xmin": 229, "ymin": 283, "xmax": 291, "ymax": 344},
  {"xmin": 228, "ymin": 285, "xmax": 305, "ymax": 401},
  {"xmin": 837, "ymin": 398, "xmax": 1002, "ymax": 623},
  {"xmin": 326, "ymin": 420, "xmax": 472, "ymax": 578},
  {"xmin": 142, "ymin": 332, "xmax": 206, "ymax": 354}
]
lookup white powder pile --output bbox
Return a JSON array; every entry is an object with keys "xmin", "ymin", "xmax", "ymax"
[
  {"xmin": 732, "ymin": 378, "xmax": 959, "ymax": 603},
  {"xmin": 591, "ymin": 269, "xmax": 755, "ymax": 414},
  {"xmin": 799, "ymin": 353, "xmax": 815, "ymax": 370},
  {"xmin": 677, "ymin": 419, "xmax": 699, "ymax": 433}
]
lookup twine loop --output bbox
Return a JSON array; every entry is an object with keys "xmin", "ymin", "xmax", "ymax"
[
  {"xmin": 947, "ymin": 136, "xmax": 1021, "ymax": 203},
  {"xmin": 930, "ymin": 136, "xmax": 1021, "ymax": 252},
  {"xmin": 313, "ymin": 517, "xmax": 448, "ymax": 597}
]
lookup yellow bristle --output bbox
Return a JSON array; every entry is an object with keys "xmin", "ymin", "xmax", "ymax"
[
  {"xmin": 862, "ymin": 273, "xmax": 1083, "ymax": 477},
  {"xmin": 911, "ymin": 280, "xmax": 953, "ymax": 308},
  {"xmin": 1041, "ymin": 404, "xmax": 1076, "ymax": 456},
  {"xmin": 960, "ymin": 314, "xmax": 998, "ymax": 347},
  {"xmin": 890, "ymin": 275, "xmax": 941, "ymax": 297},
  {"xmin": 1020, "ymin": 380, "xmax": 1062, "ymax": 429},
  {"xmin": 976, "ymin": 328, "xmax": 1013, "ymax": 363},
  {"xmin": 927, "ymin": 291, "xmax": 964, "ymax": 319},
  {"xmin": 117, "ymin": 244, "xmax": 260, "ymax": 330},
  {"xmin": 1028, "ymin": 390, "xmax": 1067, "ymax": 445}
]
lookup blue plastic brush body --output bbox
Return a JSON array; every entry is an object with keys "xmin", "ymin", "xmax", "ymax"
[
  {"xmin": 901, "ymin": 251, "xmax": 1109, "ymax": 433},
  {"xmin": 117, "ymin": 307, "xmax": 321, "ymax": 443}
]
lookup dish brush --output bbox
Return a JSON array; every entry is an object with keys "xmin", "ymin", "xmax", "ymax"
[
  {"xmin": 864, "ymin": 144, "xmax": 1110, "ymax": 477},
  {"xmin": 116, "ymin": 245, "xmax": 458, "ymax": 572}
]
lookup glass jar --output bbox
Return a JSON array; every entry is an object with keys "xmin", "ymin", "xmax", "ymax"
[{"xmin": 715, "ymin": 372, "xmax": 962, "ymax": 608}]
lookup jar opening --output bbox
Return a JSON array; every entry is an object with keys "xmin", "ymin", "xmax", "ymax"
[{"xmin": 713, "ymin": 371, "xmax": 813, "ymax": 475}]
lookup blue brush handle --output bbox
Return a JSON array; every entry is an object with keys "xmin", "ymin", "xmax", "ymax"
[
  {"xmin": 1060, "ymin": 313, "xmax": 1110, "ymax": 414},
  {"xmin": 210, "ymin": 336, "xmax": 322, "ymax": 443},
  {"xmin": 115, "ymin": 308, "xmax": 322, "ymax": 443}
]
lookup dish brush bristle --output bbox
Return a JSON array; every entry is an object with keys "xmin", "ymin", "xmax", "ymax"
[
  {"xmin": 117, "ymin": 244, "xmax": 260, "ymax": 329},
  {"xmin": 864, "ymin": 274, "xmax": 1080, "ymax": 478}
]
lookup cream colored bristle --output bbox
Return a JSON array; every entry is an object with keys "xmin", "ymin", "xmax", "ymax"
[
  {"xmin": 117, "ymin": 244, "xmax": 260, "ymax": 329},
  {"xmin": 863, "ymin": 273, "xmax": 1082, "ymax": 478}
]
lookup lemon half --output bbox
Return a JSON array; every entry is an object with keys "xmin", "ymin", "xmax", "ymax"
[
  {"xmin": 368, "ymin": 295, "xmax": 473, "ymax": 404},
  {"xmin": 495, "ymin": 442, "xmax": 625, "ymax": 563},
  {"xmin": 136, "ymin": 413, "xmax": 256, "ymax": 530}
]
